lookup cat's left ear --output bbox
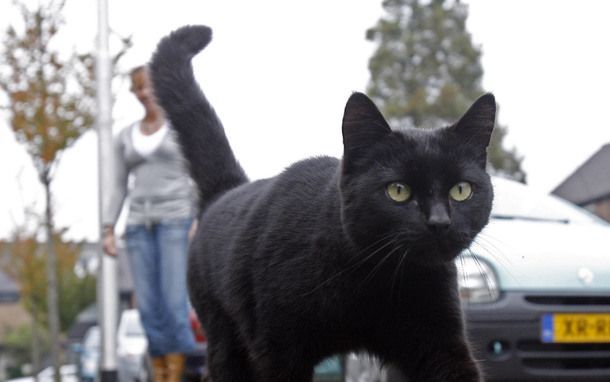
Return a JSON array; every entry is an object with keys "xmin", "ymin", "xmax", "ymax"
[
  {"xmin": 452, "ymin": 93, "xmax": 496, "ymax": 149},
  {"xmin": 342, "ymin": 92, "xmax": 392, "ymax": 171}
]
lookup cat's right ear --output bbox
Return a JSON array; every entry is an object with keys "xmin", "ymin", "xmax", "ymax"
[{"xmin": 342, "ymin": 92, "xmax": 392, "ymax": 172}]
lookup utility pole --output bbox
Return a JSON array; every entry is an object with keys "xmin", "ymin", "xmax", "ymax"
[{"xmin": 96, "ymin": 0, "xmax": 118, "ymax": 381}]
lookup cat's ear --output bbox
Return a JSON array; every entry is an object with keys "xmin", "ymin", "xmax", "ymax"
[
  {"xmin": 452, "ymin": 93, "xmax": 496, "ymax": 149},
  {"xmin": 342, "ymin": 92, "xmax": 392, "ymax": 171}
]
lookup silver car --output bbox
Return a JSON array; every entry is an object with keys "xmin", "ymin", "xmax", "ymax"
[
  {"xmin": 461, "ymin": 177, "xmax": 610, "ymax": 381},
  {"xmin": 77, "ymin": 325, "xmax": 101, "ymax": 382},
  {"xmin": 116, "ymin": 309, "xmax": 149, "ymax": 382}
]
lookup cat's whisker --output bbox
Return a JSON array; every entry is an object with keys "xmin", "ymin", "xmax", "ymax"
[
  {"xmin": 457, "ymin": 252, "xmax": 469, "ymax": 291},
  {"xmin": 465, "ymin": 249, "xmax": 497, "ymax": 299},
  {"xmin": 360, "ymin": 240, "xmax": 403, "ymax": 287},
  {"xmin": 353, "ymin": 233, "xmax": 400, "ymax": 259},
  {"xmin": 390, "ymin": 247, "xmax": 410, "ymax": 299},
  {"xmin": 300, "ymin": 234, "xmax": 398, "ymax": 297},
  {"xmin": 474, "ymin": 233, "xmax": 511, "ymax": 266},
  {"xmin": 344, "ymin": 235, "xmax": 399, "ymax": 277},
  {"xmin": 470, "ymin": 235, "xmax": 520, "ymax": 285}
]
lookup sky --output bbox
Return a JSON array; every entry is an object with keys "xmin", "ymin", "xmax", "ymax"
[{"xmin": 1, "ymin": 0, "xmax": 609, "ymax": 241}]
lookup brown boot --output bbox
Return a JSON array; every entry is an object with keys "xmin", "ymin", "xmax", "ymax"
[
  {"xmin": 151, "ymin": 356, "xmax": 167, "ymax": 382},
  {"xmin": 166, "ymin": 353, "xmax": 186, "ymax": 382}
]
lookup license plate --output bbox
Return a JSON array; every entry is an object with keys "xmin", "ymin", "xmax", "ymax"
[{"xmin": 541, "ymin": 313, "xmax": 610, "ymax": 343}]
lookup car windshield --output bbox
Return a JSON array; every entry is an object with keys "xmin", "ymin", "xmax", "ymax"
[{"xmin": 491, "ymin": 177, "xmax": 608, "ymax": 225}]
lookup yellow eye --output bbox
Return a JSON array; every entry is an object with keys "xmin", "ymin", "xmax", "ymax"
[
  {"xmin": 449, "ymin": 182, "xmax": 473, "ymax": 202},
  {"xmin": 386, "ymin": 182, "xmax": 412, "ymax": 203}
]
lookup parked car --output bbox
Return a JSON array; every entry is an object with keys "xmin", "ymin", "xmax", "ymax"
[
  {"xmin": 460, "ymin": 177, "xmax": 610, "ymax": 381},
  {"xmin": 116, "ymin": 309, "xmax": 207, "ymax": 382},
  {"xmin": 38, "ymin": 365, "xmax": 79, "ymax": 382},
  {"xmin": 7, "ymin": 365, "xmax": 80, "ymax": 382},
  {"xmin": 76, "ymin": 325, "xmax": 101, "ymax": 382},
  {"xmin": 348, "ymin": 177, "xmax": 610, "ymax": 381},
  {"xmin": 117, "ymin": 310, "xmax": 149, "ymax": 382}
]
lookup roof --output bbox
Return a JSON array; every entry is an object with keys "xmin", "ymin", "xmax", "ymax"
[{"xmin": 552, "ymin": 143, "xmax": 610, "ymax": 205}]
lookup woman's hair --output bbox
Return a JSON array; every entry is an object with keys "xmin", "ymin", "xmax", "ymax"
[{"xmin": 130, "ymin": 65, "xmax": 147, "ymax": 78}]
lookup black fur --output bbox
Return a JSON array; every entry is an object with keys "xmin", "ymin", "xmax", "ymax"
[{"xmin": 150, "ymin": 25, "xmax": 495, "ymax": 382}]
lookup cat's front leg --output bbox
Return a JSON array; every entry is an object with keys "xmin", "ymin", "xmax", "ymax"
[
  {"xmin": 390, "ymin": 339, "xmax": 482, "ymax": 382},
  {"xmin": 250, "ymin": 348, "xmax": 315, "ymax": 382}
]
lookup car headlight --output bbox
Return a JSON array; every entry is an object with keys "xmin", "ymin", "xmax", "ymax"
[{"xmin": 456, "ymin": 255, "xmax": 500, "ymax": 303}]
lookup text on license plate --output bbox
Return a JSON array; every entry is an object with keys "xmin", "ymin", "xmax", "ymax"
[{"xmin": 542, "ymin": 313, "xmax": 610, "ymax": 343}]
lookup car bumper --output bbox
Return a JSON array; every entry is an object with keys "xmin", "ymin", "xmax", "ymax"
[
  {"xmin": 465, "ymin": 291, "xmax": 610, "ymax": 381},
  {"xmin": 117, "ymin": 356, "xmax": 146, "ymax": 382}
]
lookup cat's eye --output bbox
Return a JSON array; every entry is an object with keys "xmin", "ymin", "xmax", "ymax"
[
  {"xmin": 449, "ymin": 182, "xmax": 473, "ymax": 202},
  {"xmin": 386, "ymin": 182, "xmax": 412, "ymax": 203}
]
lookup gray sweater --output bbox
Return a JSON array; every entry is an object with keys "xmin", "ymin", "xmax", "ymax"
[{"xmin": 103, "ymin": 122, "xmax": 197, "ymax": 227}]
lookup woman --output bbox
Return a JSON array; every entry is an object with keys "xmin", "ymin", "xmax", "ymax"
[{"xmin": 102, "ymin": 65, "xmax": 198, "ymax": 382}]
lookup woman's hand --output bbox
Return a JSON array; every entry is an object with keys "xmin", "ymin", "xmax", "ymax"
[
  {"xmin": 102, "ymin": 227, "xmax": 117, "ymax": 256},
  {"xmin": 188, "ymin": 219, "xmax": 198, "ymax": 242}
]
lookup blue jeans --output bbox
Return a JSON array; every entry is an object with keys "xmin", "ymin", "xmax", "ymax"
[{"xmin": 125, "ymin": 218, "xmax": 197, "ymax": 356}]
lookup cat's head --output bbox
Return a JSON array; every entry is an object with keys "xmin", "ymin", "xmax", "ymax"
[{"xmin": 339, "ymin": 92, "xmax": 495, "ymax": 266}]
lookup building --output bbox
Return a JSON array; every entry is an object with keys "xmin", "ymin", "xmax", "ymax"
[
  {"xmin": 0, "ymin": 269, "xmax": 31, "ymax": 381},
  {"xmin": 0, "ymin": 266, "xmax": 31, "ymax": 343},
  {"xmin": 552, "ymin": 143, "xmax": 610, "ymax": 222}
]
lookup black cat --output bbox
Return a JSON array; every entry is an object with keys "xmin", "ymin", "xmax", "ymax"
[{"xmin": 150, "ymin": 25, "xmax": 495, "ymax": 382}]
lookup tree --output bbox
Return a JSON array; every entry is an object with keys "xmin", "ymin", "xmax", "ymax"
[
  {"xmin": 366, "ymin": 0, "xmax": 526, "ymax": 182},
  {"xmin": 2, "ymin": 324, "xmax": 48, "ymax": 380},
  {"xmin": 0, "ymin": 1, "xmax": 129, "ymax": 379},
  {"xmin": 2, "ymin": 233, "xmax": 46, "ymax": 378},
  {"xmin": 3, "ymin": 232, "xmax": 97, "ymax": 331},
  {"xmin": 2, "ymin": 230, "xmax": 96, "ymax": 378}
]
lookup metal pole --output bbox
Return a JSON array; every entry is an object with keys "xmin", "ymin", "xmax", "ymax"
[{"xmin": 96, "ymin": 0, "xmax": 118, "ymax": 381}]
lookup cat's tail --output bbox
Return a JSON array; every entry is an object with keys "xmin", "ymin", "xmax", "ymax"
[{"xmin": 149, "ymin": 25, "xmax": 248, "ymax": 213}]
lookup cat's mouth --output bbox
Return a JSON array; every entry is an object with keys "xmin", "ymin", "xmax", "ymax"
[{"xmin": 410, "ymin": 233, "xmax": 469, "ymax": 266}]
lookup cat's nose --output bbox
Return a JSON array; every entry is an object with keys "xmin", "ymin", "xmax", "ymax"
[
  {"xmin": 427, "ymin": 203, "xmax": 451, "ymax": 233},
  {"xmin": 427, "ymin": 217, "xmax": 451, "ymax": 234}
]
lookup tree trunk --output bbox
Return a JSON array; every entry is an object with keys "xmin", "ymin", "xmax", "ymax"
[
  {"xmin": 31, "ymin": 309, "xmax": 41, "ymax": 382},
  {"xmin": 43, "ymin": 174, "xmax": 61, "ymax": 382}
]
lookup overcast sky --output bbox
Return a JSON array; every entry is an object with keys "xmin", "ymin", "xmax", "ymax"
[{"xmin": 1, "ymin": 0, "xmax": 609, "ymax": 241}]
